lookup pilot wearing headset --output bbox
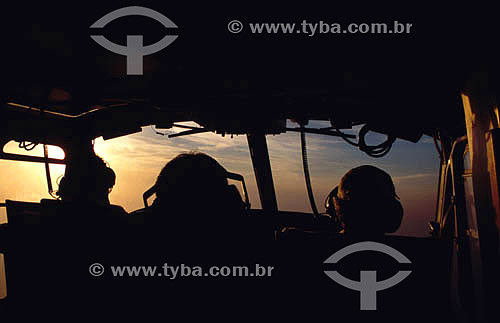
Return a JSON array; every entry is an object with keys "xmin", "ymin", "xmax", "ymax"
[
  {"xmin": 57, "ymin": 154, "xmax": 116, "ymax": 206},
  {"xmin": 325, "ymin": 165, "xmax": 403, "ymax": 237},
  {"xmin": 140, "ymin": 152, "xmax": 247, "ymax": 239}
]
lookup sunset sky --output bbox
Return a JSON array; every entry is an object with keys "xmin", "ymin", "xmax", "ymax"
[{"xmin": 0, "ymin": 120, "xmax": 439, "ymax": 237}]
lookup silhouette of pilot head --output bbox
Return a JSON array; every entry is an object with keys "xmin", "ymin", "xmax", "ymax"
[
  {"xmin": 152, "ymin": 152, "xmax": 240, "ymax": 221},
  {"xmin": 57, "ymin": 154, "xmax": 115, "ymax": 205},
  {"xmin": 332, "ymin": 165, "xmax": 403, "ymax": 236}
]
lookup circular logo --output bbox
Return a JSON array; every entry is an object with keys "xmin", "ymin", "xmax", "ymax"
[
  {"xmin": 89, "ymin": 263, "xmax": 105, "ymax": 277},
  {"xmin": 228, "ymin": 20, "xmax": 243, "ymax": 33}
]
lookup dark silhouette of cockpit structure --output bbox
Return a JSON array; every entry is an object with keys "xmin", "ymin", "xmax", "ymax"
[{"xmin": 0, "ymin": 4, "xmax": 499, "ymax": 322}]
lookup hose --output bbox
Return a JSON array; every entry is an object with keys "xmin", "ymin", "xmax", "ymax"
[{"xmin": 300, "ymin": 127, "xmax": 320, "ymax": 217}]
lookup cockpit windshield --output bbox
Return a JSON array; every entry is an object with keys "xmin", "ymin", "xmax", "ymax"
[{"xmin": 0, "ymin": 120, "xmax": 438, "ymax": 237}]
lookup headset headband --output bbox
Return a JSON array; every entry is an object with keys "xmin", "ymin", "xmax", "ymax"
[{"xmin": 142, "ymin": 170, "xmax": 250, "ymax": 209}]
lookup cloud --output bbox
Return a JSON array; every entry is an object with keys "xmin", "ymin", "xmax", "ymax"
[
  {"xmin": 393, "ymin": 173, "xmax": 435, "ymax": 182},
  {"xmin": 0, "ymin": 123, "xmax": 440, "ymax": 237}
]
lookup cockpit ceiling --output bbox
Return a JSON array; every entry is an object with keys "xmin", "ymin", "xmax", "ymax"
[
  {"xmin": 1, "ymin": 4, "xmax": 496, "ymax": 140},
  {"xmin": 1, "ymin": 67, "xmax": 468, "ymax": 140}
]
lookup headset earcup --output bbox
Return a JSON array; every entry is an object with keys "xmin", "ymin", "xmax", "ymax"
[
  {"xmin": 334, "ymin": 198, "xmax": 351, "ymax": 228},
  {"xmin": 325, "ymin": 186, "xmax": 338, "ymax": 216},
  {"xmin": 226, "ymin": 184, "xmax": 245, "ymax": 212},
  {"xmin": 56, "ymin": 176, "xmax": 67, "ymax": 198},
  {"xmin": 103, "ymin": 167, "xmax": 116, "ymax": 190},
  {"xmin": 384, "ymin": 199, "xmax": 404, "ymax": 233}
]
